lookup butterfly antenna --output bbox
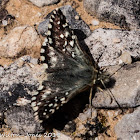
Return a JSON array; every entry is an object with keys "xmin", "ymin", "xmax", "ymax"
[
  {"xmin": 100, "ymin": 79, "xmax": 123, "ymax": 113},
  {"xmin": 108, "ymin": 63, "xmax": 125, "ymax": 78}
]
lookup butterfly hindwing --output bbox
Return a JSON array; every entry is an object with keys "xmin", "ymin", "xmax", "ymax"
[{"xmin": 31, "ymin": 9, "xmax": 96, "ymax": 122}]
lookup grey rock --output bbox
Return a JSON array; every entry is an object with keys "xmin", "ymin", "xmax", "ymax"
[
  {"xmin": 0, "ymin": 56, "xmax": 44, "ymax": 134},
  {"xmin": 115, "ymin": 107, "xmax": 140, "ymax": 140},
  {"xmin": 54, "ymin": 129, "xmax": 72, "ymax": 140},
  {"xmin": 78, "ymin": 108, "xmax": 97, "ymax": 122},
  {"xmin": 28, "ymin": 0, "xmax": 60, "ymax": 7},
  {"xmin": 5, "ymin": 106, "xmax": 44, "ymax": 135},
  {"xmin": 84, "ymin": 28, "xmax": 140, "ymax": 66},
  {"xmin": 0, "ymin": 55, "xmax": 38, "ymax": 90},
  {"xmin": 83, "ymin": 0, "xmax": 140, "ymax": 30},
  {"xmin": 92, "ymin": 62, "xmax": 140, "ymax": 108},
  {"xmin": 38, "ymin": 5, "xmax": 91, "ymax": 40}
]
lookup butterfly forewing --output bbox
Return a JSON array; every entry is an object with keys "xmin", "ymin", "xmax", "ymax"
[{"xmin": 31, "ymin": 9, "xmax": 97, "ymax": 122}]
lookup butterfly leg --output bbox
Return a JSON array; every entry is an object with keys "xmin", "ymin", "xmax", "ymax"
[{"xmin": 89, "ymin": 87, "xmax": 93, "ymax": 118}]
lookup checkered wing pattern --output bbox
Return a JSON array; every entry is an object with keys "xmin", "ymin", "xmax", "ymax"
[{"xmin": 31, "ymin": 9, "xmax": 97, "ymax": 122}]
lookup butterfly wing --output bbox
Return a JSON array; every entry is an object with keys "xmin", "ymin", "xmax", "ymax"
[{"xmin": 31, "ymin": 9, "xmax": 97, "ymax": 122}]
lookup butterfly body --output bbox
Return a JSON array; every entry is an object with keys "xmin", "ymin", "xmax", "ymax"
[{"xmin": 31, "ymin": 9, "xmax": 100, "ymax": 122}]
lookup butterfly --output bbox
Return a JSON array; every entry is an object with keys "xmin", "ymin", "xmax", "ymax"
[{"xmin": 31, "ymin": 8, "xmax": 107, "ymax": 122}]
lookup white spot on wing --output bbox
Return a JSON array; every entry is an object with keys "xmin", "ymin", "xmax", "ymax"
[
  {"xmin": 49, "ymin": 51, "xmax": 55, "ymax": 56},
  {"xmin": 57, "ymin": 21, "xmax": 60, "ymax": 24},
  {"xmin": 42, "ymin": 41, "xmax": 46, "ymax": 46},
  {"xmin": 42, "ymin": 63, "xmax": 48, "ymax": 69},
  {"xmin": 65, "ymin": 31, "xmax": 69, "ymax": 37},
  {"xmin": 45, "ymin": 90, "xmax": 51, "ymax": 95},
  {"xmin": 33, "ymin": 106, "xmax": 38, "ymax": 111},
  {"xmin": 60, "ymin": 97, "xmax": 65, "ymax": 101},
  {"xmin": 40, "ymin": 56, "xmax": 45, "ymax": 61},
  {"xmin": 64, "ymin": 41, "xmax": 67, "ymax": 46},
  {"xmin": 16, "ymin": 97, "xmax": 31, "ymax": 106},
  {"xmin": 65, "ymin": 92, "xmax": 69, "ymax": 95},
  {"xmin": 48, "ymin": 103, "xmax": 53, "ymax": 107},
  {"xmin": 54, "ymin": 103, "xmax": 58, "ymax": 107},
  {"xmin": 60, "ymin": 34, "xmax": 64, "ymax": 38},
  {"xmin": 48, "ymin": 23, "xmax": 52, "ymax": 29},
  {"xmin": 40, "ymin": 48, "xmax": 45, "ymax": 53},
  {"xmin": 72, "ymin": 52, "xmax": 75, "ymax": 58},
  {"xmin": 32, "ymin": 91, "xmax": 39, "ymax": 96},
  {"xmin": 62, "ymin": 48, "xmax": 66, "ymax": 52},
  {"xmin": 63, "ymin": 23, "xmax": 68, "ymax": 28},
  {"xmin": 34, "ymin": 112, "xmax": 38, "ymax": 116},
  {"xmin": 70, "ymin": 40, "xmax": 74, "ymax": 47},
  {"xmin": 49, "ymin": 109, "xmax": 55, "ymax": 113},
  {"xmin": 51, "ymin": 57, "xmax": 57, "ymax": 63},
  {"xmin": 37, "ymin": 102, "xmax": 41, "ymax": 106},
  {"xmin": 72, "ymin": 35, "xmax": 76, "ymax": 39},
  {"xmin": 31, "ymin": 96, "xmax": 36, "ymax": 101},
  {"xmin": 41, "ymin": 94, "xmax": 47, "ymax": 100},
  {"xmin": 53, "ymin": 10, "xmax": 56, "ymax": 14},
  {"xmin": 56, "ymin": 107, "xmax": 59, "ymax": 110},
  {"xmin": 43, "ymin": 112, "xmax": 46, "ymax": 115},
  {"xmin": 51, "ymin": 15, "xmax": 55, "ymax": 18},
  {"xmin": 47, "ymin": 30, "xmax": 51, "ymax": 35},
  {"xmin": 50, "ymin": 19, "xmax": 53, "ymax": 22},
  {"xmin": 48, "ymin": 38, "xmax": 53, "ymax": 44},
  {"xmin": 42, "ymin": 38, "xmax": 48, "ymax": 45},
  {"xmin": 55, "ymin": 96, "xmax": 58, "ymax": 102},
  {"xmin": 31, "ymin": 102, "xmax": 36, "ymax": 107},
  {"xmin": 49, "ymin": 46, "xmax": 54, "ymax": 51}
]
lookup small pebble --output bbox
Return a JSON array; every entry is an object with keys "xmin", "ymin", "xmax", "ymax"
[
  {"xmin": 75, "ymin": 15, "xmax": 80, "ymax": 20},
  {"xmin": 91, "ymin": 19, "xmax": 99, "ymax": 26},
  {"xmin": 119, "ymin": 52, "xmax": 132, "ymax": 65},
  {"xmin": 77, "ymin": 123, "xmax": 85, "ymax": 132},
  {"xmin": 2, "ymin": 20, "xmax": 8, "ymax": 26},
  {"xmin": 113, "ymin": 38, "xmax": 121, "ymax": 43},
  {"xmin": 78, "ymin": 109, "xmax": 97, "ymax": 122},
  {"xmin": 95, "ymin": 137, "xmax": 98, "ymax": 140},
  {"xmin": 53, "ymin": 129, "xmax": 72, "ymax": 140},
  {"xmin": 107, "ymin": 111, "xmax": 113, "ymax": 118},
  {"xmin": 28, "ymin": 0, "xmax": 59, "ymax": 7}
]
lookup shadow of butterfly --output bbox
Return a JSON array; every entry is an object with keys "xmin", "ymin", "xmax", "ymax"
[{"xmin": 31, "ymin": 8, "xmax": 109, "ymax": 122}]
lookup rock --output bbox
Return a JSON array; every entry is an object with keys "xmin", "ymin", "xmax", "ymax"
[
  {"xmin": 64, "ymin": 121, "xmax": 76, "ymax": 133},
  {"xmin": 0, "ymin": 56, "xmax": 47, "ymax": 134},
  {"xmin": 0, "ymin": 26, "xmax": 41, "ymax": 58},
  {"xmin": 83, "ymin": 0, "xmax": 140, "ymax": 30},
  {"xmin": 78, "ymin": 108, "xmax": 97, "ymax": 122},
  {"xmin": 84, "ymin": 28, "xmax": 140, "ymax": 66},
  {"xmin": 38, "ymin": 5, "xmax": 91, "ymax": 40},
  {"xmin": 54, "ymin": 129, "xmax": 72, "ymax": 140},
  {"xmin": 73, "ymin": 108, "xmax": 99, "ymax": 139},
  {"xmin": 115, "ymin": 107, "xmax": 140, "ymax": 140},
  {"xmin": 91, "ymin": 19, "xmax": 99, "ymax": 26},
  {"xmin": 92, "ymin": 62, "xmax": 140, "ymax": 108},
  {"xmin": 5, "ymin": 106, "xmax": 44, "ymax": 135},
  {"xmin": 119, "ymin": 52, "xmax": 132, "ymax": 65},
  {"xmin": 28, "ymin": 0, "xmax": 60, "ymax": 7}
]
